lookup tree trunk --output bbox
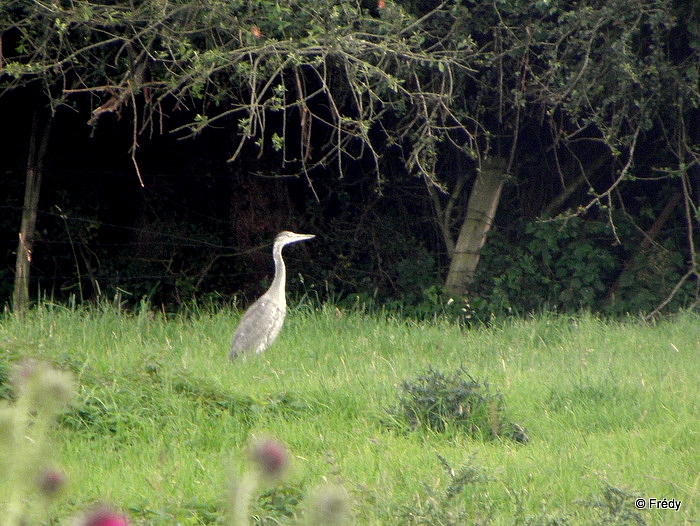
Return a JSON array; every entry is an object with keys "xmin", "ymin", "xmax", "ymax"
[
  {"xmin": 444, "ymin": 157, "xmax": 507, "ymax": 297},
  {"xmin": 13, "ymin": 109, "xmax": 52, "ymax": 314}
]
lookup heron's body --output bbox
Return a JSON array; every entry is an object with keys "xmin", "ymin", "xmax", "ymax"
[{"xmin": 229, "ymin": 231, "xmax": 314, "ymax": 360}]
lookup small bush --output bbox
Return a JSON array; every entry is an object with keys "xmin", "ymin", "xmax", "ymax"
[
  {"xmin": 589, "ymin": 482, "xmax": 648, "ymax": 526},
  {"xmin": 398, "ymin": 453, "xmax": 490, "ymax": 525},
  {"xmin": 387, "ymin": 367, "xmax": 528, "ymax": 442}
]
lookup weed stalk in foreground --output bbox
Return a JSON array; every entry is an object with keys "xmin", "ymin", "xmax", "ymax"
[
  {"xmin": 0, "ymin": 359, "xmax": 128, "ymax": 526},
  {"xmin": 228, "ymin": 436, "xmax": 352, "ymax": 526},
  {"xmin": 0, "ymin": 359, "xmax": 350, "ymax": 525},
  {"xmin": 0, "ymin": 359, "xmax": 75, "ymax": 526}
]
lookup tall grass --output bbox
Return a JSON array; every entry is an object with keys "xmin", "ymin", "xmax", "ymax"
[{"xmin": 1, "ymin": 304, "xmax": 698, "ymax": 524}]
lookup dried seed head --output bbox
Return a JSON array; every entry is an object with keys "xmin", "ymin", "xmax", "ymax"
[
  {"xmin": 37, "ymin": 368, "xmax": 76, "ymax": 412},
  {"xmin": 306, "ymin": 484, "xmax": 351, "ymax": 526},
  {"xmin": 12, "ymin": 360, "xmax": 75, "ymax": 414},
  {"xmin": 10, "ymin": 358, "xmax": 40, "ymax": 391}
]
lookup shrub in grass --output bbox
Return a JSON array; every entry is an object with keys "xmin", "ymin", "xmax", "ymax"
[
  {"xmin": 388, "ymin": 367, "xmax": 528, "ymax": 442},
  {"xmin": 589, "ymin": 482, "xmax": 648, "ymax": 526},
  {"xmin": 398, "ymin": 453, "xmax": 492, "ymax": 525}
]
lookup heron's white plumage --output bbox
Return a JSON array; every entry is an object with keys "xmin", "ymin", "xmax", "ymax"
[{"xmin": 229, "ymin": 231, "xmax": 314, "ymax": 360}]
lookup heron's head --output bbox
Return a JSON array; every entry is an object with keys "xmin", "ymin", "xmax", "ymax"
[{"xmin": 275, "ymin": 231, "xmax": 315, "ymax": 248}]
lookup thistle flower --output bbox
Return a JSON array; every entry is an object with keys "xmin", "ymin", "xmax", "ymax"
[
  {"xmin": 1, "ymin": 360, "xmax": 78, "ymax": 526},
  {"xmin": 229, "ymin": 436, "xmax": 290, "ymax": 526},
  {"xmin": 77, "ymin": 505, "xmax": 129, "ymax": 526},
  {"xmin": 247, "ymin": 437, "xmax": 288, "ymax": 481},
  {"xmin": 37, "ymin": 466, "xmax": 67, "ymax": 498}
]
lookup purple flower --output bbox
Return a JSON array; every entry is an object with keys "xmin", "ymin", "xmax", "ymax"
[
  {"xmin": 248, "ymin": 437, "xmax": 288, "ymax": 479},
  {"xmin": 37, "ymin": 467, "xmax": 66, "ymax": 497},
  {"xmin": 80, "ymin": 505, "xmax": 129, "ymax": 526}
]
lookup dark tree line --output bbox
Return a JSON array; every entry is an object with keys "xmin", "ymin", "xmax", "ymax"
[{"xmin": 1, "ymin": 0, "xmax": 699, "ymax": 318}]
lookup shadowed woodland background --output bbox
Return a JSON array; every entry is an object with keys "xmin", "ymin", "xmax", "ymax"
[{"xmin": 1, "ymin": 0, "xmax": 699, "ymax": 319}]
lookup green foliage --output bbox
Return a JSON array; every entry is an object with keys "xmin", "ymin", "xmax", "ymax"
[
  {"xmin": 611, "ymin": 238, "xmax": 692, "ymax": 315},
  {"xmin": 467, "ymin": 208, "xmax": 696, "ymax": 319},
  {"xmin": 398, "ymin": 454, "xmax": 491, "ymax": 525},
  {"xmin": 398, "ymin": 456, "xmax": 650, "ymax": 525},
  {"xmin": 588, "ymin": 483, "xmax": 648, "ymax": 526},
  {"xmin": 256, "ymin": 485, "xmax": 305, "ymax": 524},
  {"xmin": 0, "ymin": 361, "xmax": 10, "ymax": 401},
  {"xmin": 470, "ymin": 217, "xmax": 620, "ymax": 318},
  {"xmin": 387, "ymin": 367, "xmax": 528, "ymax": 443},
  {"xmin": 544, "ymin": 379, "xmax": 647, "ymax": 433},
  {"xmin": 2, "ymin": 0, "xmax": 698, "ymax": 319}
]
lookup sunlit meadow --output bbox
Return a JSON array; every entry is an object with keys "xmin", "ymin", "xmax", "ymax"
[{"xmin": 1, "ymin": 304, "xmax": 698, "ymax": 524}]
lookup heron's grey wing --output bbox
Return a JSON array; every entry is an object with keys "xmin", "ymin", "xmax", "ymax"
[{"xmin": 229, "ymin": 296, "xmax": 286, "ymax": 358}]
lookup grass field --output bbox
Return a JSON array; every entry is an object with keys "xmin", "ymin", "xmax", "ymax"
[{"xmin": 1, "ymin": 305, "xmax": 698, "ymax": 525}]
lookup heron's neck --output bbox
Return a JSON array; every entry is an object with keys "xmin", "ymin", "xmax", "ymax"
[{"xmin": 270, "ymin": 246, "xmax": 287, "ymax": 306}]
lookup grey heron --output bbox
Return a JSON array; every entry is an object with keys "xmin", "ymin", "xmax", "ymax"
[{"xmin": 229, "ymin": 231, "xmax": 315, "ymax": 360}]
